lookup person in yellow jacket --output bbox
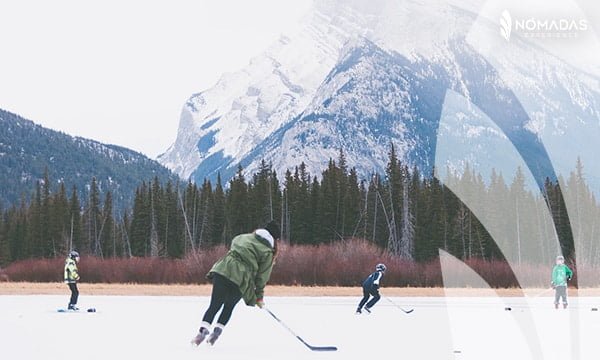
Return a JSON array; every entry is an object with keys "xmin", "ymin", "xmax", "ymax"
[
  {"xmin": 64, "ymin": 250, "xmax": 80, "ymax": 310},
  {"xmin": 191, "ymin": 220, "xmax": 280, "ymax": 347}
]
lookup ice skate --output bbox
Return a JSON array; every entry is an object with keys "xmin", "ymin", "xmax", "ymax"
[
  {"xmin": 207, "ymin": 325, "xmax": 223, "ymax": 346},
  {"xmin": 191, "ymin": 327, "xmax": 210, "ymax": 346}
]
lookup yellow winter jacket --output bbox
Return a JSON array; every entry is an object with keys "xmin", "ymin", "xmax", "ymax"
[{"xmin": 64, "ymin": 258, "xmax": 80, "ymax": 283}]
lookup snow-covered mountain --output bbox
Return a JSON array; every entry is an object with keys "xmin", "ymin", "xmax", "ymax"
[
  {"xmin": 239, "ymin": 38, "xmax": 434, "ymax": 178},
  {"xmin": 0, "ymin": 108, "xmax": 177, "ymax": 210},
  {"xmin": 159, "ymin": 0, "xmax": 600, "ymax": 189}
]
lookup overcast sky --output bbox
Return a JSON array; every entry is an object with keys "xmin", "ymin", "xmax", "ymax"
[{"xmin": 0, "ymin": 0, "xmax": 311, "ymax": 159}]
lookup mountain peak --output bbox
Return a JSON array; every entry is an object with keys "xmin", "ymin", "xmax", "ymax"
[{"xmin": 159, "ymin": 0, "xmax": 600, "ymax": 191}]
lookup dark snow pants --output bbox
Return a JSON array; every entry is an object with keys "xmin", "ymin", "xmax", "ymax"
[
  {"xmin": 68, "ymin": 283, "xmax": 79, "ymax": 305},
  {"xmin": 358, "ymin": 286, "xmax": 381, "ymax": 310},
  {"xmin": 202, "ymin": 273, "xmax": 242, "ymax": 326}
]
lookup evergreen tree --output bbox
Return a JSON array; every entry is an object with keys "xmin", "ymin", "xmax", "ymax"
[
  {"xmin": 226, "ymin": 165, "xmax": 249, "ymax": 240},
  {"xmin": 210, "ymin": 174, "xmax": 226, "ymax": 245},
  {"xmin": 51, "ymin": 182, "xmax": 70, "ymax": 257},
  {"xmin": 68, "ymin": 186, "xmax": 83, "ymax": 253},
  {"xmin": 130, "ymin": 182, "xmax": 150, "ymax": 256},
  {"xmin": 149, "ymin": 177, "xmax": 165, "ymax": 257},
  {"xmin": 7, "ymin": 197, "xmax": 29, "ymax": 261},
  {"xmin": 343, "ymin": 168, "xmax": 362, "ymax": 239},
  {"xmin": 282, "ymin": 170, "xmax": 294, "ymax": 242},
  {"xmin": 29, "ymin": 181, "xmax": 42, "ymax": 258},
  {"xmin": 509, "ymin": 167, "xmax": 527, "ymax": 264},
  {"xmin": 319, "ymin": 159, "xmax": 341, "ymax": 243},
  {"xmin": 83, "ymin": 177, "xmax": 102, "ymax": 256},
  {"xmin": 0, "ymin": 202, "xmax": 9, "ymax": 266},
  {"xmin": 121, "ymin": 212, "xmax": 132, "ymax": 257},
  {"xmin": 563, "ymin": 157, "xmax": 596, "ymax": 265},
  {"xmin": 101, "ymin": 191, "xmax": 115, "ymax": 258},
  {"xmin": 385, "ymin": 144, "xmax": 402, "ymax": 255},
  {"xmin": 414, "ymin": 171, "xmax": 444, "ymax": 261},
  {"xmin": 365, "ymin": 174, "xmax": 389, "ymax": 249},
  {"xmin": 398, "ymin": 169, "xmax": 415, "ymax": 260},
  {"xmin": 249, "ymin": 160, "xmax": 275, "ymax": 227},
  {"xmin": 290, "ymin": 163, "xmax": 312, "ymax": 244},
  {"xmin": 547, "ymin": 176, "xmax": 574, "ymax": 260},
  {"xmin": 164, "ymin": 181, "xmax": 184, "ymax": 257},
  {"xmin": 196, "ymin": 178, "xmax": 212, "ymax": 248},
  {"xmin": 486, "ymin": 169, "xmax": 509, "ymax": 260},
  {"xmin": 40, "ymin": 169, "xmax": 52, "ymax": 257},
  {"xmin": 269, "ymin": 170, "xmax": 282, "ymax": 237},
  {"xmin": 307, "ymin": 176, "xmax": 321, "ymax": 245}
]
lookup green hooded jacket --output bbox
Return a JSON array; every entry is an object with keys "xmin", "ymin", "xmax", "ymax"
[
  {"xmin": 208, "ymin": 230, "xmax": 275, "ymax": 306},
  {"xmin": 551, "ymin": 264, "xmax": 573, "ymax": 287}
]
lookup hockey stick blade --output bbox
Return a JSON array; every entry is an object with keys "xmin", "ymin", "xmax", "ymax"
[
  {"xmin": 385, "ymin": 297, "xmax": 414, "ymax": 314},
  {"xmin": 265, "ymin": 308, "xmax": 338, "ymax": 351},
  {"xmin": 297, "ymin": 336, "xmax": 337, "ymax": 351}
]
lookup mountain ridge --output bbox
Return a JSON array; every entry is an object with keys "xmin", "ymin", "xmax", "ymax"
[
  {"xmin": 0, "ymin": 108, "xmax": 178, "ymax": 210},
  {"xmin": 159, "ymin": 0, "xmax": 600, "ymax": 191}
]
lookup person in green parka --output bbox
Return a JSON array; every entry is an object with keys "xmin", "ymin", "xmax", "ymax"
[
  {"xmin": 191, "ymin": 220, "xmax": 280, "ymax": 346},
  {"xmin": 551, "ymin": 255, "xmax": 573, "ymax": 309}
]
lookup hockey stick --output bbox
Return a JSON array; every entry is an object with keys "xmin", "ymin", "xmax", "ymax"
[
  {"xmin": 385, "ymin": 297, "xmax": 414, "ymax": 314},
  {"xmin": 263, "ymin": 308, "xmax": 338, "ymax": 351}
]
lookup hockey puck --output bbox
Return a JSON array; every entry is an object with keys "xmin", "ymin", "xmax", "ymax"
[
  {"xmin": 87, "ymin": 308, "xmax": 96, "ymax": 313},
  {"xmin": 592, "ymin": 308, "xmax": 598, "ymax": 312},
  {"xmin": 504, "ymin": 307, "xmax": 512, "ymax": 311}
]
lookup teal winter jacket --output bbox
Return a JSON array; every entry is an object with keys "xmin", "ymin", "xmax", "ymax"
[{"xmin": 551, "ymin": 264, "xmax": 573, "ymax": 287}]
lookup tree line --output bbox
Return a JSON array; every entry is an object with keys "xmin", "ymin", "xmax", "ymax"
[{"xmin": 1, "ymin": 148, "xmax": 598, "ymax": 267}]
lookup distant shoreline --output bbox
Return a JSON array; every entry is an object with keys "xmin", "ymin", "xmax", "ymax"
[{"xmin": 1, "ymin": 282, "xmax": 597, "ymax": 297}]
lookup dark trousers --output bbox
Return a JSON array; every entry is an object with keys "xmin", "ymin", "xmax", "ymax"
[
  {"xmin": 358, "ymin": 286, "xmax": 380, "ymax": 309},
  {"xmin": 202, "ymin": 273, "xmax": 242, "ymax": 327},
  {"xmin": 554, "ymin": 285, "xmax": 568, "ymax": 304},
  {"xmin": 68, "ymin": 283, "xmax": 79, "ymax": 305}
]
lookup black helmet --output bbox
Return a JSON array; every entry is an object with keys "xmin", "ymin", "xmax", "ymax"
[
  {"xmin": 264, "ymin": 220, "xmax": 281, "ymax": 240},
  {"xmin": 69, "ymin": 250, "xmax": 80, "ymax": 259},
  {"xmin": 376, "ymin": 263, "xmax": 387, "ymax": 272}
]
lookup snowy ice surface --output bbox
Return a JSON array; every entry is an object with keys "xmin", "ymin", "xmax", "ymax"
[{"xmin": 2, "ymin": 295, "xmax": 600, "ymax": 359}]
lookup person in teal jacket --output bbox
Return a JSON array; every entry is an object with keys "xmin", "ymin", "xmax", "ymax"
[
  {"xmin": 191, "ymin": 220, "xmax": 280, "ymax": 346},
  {"xmin": 551, "ymin": 255, "xmax": 573, "ymax": 309}
]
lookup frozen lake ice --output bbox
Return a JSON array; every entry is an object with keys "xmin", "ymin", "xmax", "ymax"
[{"xmin": 1, "ymin": 294, "xmax": 600, "ymax": 359}]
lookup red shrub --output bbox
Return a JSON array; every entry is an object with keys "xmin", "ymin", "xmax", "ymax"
[
  {"xmin": 0, "ymin": 269, "xmax": 9, "ymax": 282},
  {"xmin": 1, "ymin": 240, "xmax": 583, "ymax": 287},
  {"xmin": 4, "ymin": 258, "xmax": 63, "ymax": 282}
]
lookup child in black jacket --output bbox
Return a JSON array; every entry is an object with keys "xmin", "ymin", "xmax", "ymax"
[{"xmin": 356, "ymin": 263, "xmax": 386, "ymax": 314}]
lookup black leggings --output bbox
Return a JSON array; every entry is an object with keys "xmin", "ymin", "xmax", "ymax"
[
  {"xmin": 68, "ymin": 283, "xmax": 79, "ymax": 305},
  {"xmin": 202, "ymin": 273, "xmax": 242, "ymax": 326},
  {"xmin": 358, "ymin": 286, "xmax": 380, "ymax": 309}
]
